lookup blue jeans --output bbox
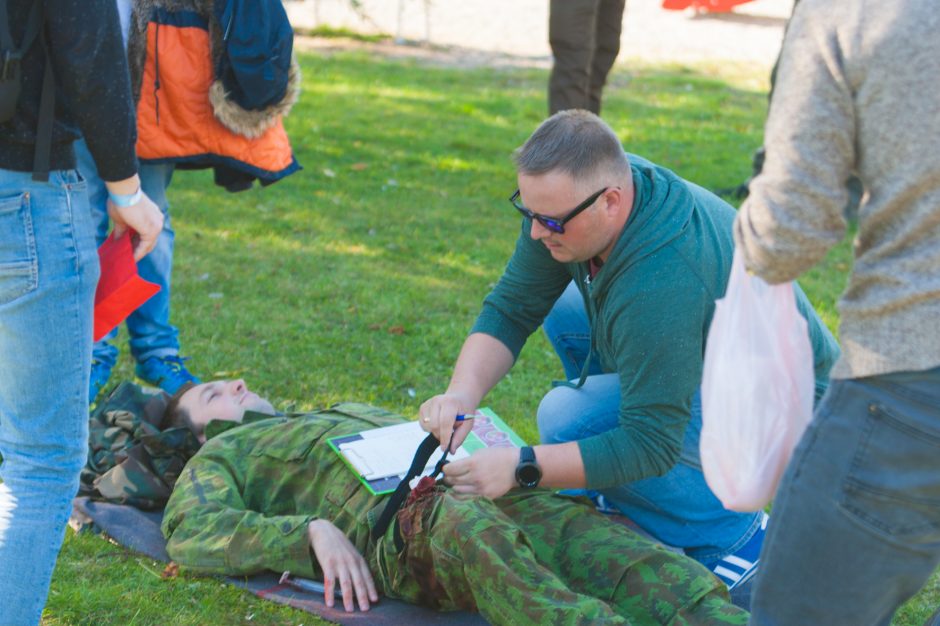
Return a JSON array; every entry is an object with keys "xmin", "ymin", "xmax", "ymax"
[
  {"xmin": 74, "ymin": 139, "xmax": 178, "ymax": 366},
  {"xmin": 750, "ymin": 366, "xmax": 940, "ymax": 625},
  {"xmin": 0, "ymin": 167, "xmax": 99, "ymax": 624},
  {"xmin": 538, "ymin": 282, "xmax": 762, "ymax": 563}
]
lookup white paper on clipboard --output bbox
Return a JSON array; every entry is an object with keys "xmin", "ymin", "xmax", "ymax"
[{"xmin": 338, "ymin": 421, "xmax": 469, "ymax": 481}]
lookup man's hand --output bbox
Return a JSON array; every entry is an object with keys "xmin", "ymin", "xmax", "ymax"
[
  {"xmin": 307, "ymin": 520, "xmax": 379, "ymax": 612},
  {"xmin": 418, "ymin": 392, "xmax": 475, "ymax": 452},
  {"xmin": 441, "ymin": 446, "xmax": 518, "ymax": 499}
]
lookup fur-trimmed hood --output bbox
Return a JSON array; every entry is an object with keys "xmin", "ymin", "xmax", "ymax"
[{"xmin": 127, "ymin": 0, "xmax": 300, "ymax": 139}]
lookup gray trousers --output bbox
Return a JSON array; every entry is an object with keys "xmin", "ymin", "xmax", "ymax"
[
  {"xmin": 750, "ymin": 366, "xmax": 940, "ymax": 625},
  {"xmin": 548, "ymin": 0, "xmax": 626, "ymax": 115}
]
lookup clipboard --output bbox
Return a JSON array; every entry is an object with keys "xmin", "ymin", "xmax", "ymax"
[{"xmin": 327, "ymin": 408, "xmax": 526, "ymax": 495}]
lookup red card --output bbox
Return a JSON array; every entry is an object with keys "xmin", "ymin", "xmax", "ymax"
[{"xmin": 93, "ymin": 232, "xmax": 161, "ymax": 341}]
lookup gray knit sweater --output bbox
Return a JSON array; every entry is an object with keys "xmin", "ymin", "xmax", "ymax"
[{"xmin": 734, "ymin": 0, "xmax": 940, "ymax": 379}]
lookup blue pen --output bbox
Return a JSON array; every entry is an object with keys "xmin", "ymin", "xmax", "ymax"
[
  {"xmin": 421, "ymin": 413, "xmax": 477, "ymax": 453},
  {"xmin": 432, "ymin": 413, "xmax": 477, "ymax": 455}
]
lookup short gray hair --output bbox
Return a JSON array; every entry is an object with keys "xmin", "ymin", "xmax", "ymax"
[{"xmin": 513, "ymin": 110, "xmax": 630, "ymax": 184}]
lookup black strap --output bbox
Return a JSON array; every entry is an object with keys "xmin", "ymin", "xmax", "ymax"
[
  {"xmin": 153, "ymin": 22, "xmax": 160, "ymax": 125},
  {"xmin": 371, "ymin": 430, "xmax": 457, "ymax": 547},
  {"xmin": 0, "ymin": 0, "xmax": 12, "ymax": 53},
  {"xmin": 1, "ymin": 0, "xmax": 43, "ymax": 77},
  {"xmin": 0, "ymin": 0, "xmax": 53, "ymax": 181},
  {"xmin": 31, "ymin": 46, "xmax": 53, "ymax": 181}
]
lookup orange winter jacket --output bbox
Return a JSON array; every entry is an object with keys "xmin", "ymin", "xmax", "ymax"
[{"xmin": 129, "ymin": 6, "xmax": 300, "ymax": 189}]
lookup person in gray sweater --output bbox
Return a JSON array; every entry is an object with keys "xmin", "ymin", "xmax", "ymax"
[{"xmin": 733, "ymin": 0, "xmax": 940, "ymax": 623}]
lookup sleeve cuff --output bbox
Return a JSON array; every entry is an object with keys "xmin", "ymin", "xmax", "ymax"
[{"xmin": 250, "ymin": 515, "xmax": 319, "ymax": 578}]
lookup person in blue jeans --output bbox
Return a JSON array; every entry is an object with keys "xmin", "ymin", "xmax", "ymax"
[
  {"xmin": 76, "ymin": 140, "xmax": 200, "ymax": 398},
  {"xmin": 77, "ymin": 0, "xmax": 198, "ymax": 399},
  {"xmin": 734, "ymin": 0, "xmax": 940, "ymax": 622},
  {"xmin": 419, "ymin": 111, "xmax": 839, "ymax": 607},
  {"xmin": 538, "ymin": 280, "xmax": 832, "ymax": 599},
  {"xmin": 0, "ymin": 1, "xmax": 164, "ymax": 623}
]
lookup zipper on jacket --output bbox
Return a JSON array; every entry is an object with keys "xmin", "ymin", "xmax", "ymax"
[{"xmin": 153, "ymin": 22, "xmax": 162, "ymax": 125}]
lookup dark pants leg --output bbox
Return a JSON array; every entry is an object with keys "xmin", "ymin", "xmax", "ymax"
[
  {"xmin": 750, "ymin": 367, "xmax": 940, "ymax": 625},
  {"xmin": 549, "ymin": 0, "xmax": 600, "ymax": 114},
  {"xmin": 587, "ymin": 0, "xmax": 626, "ymax": 114}
]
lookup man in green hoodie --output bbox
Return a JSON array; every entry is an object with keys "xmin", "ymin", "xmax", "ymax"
[{"xmin": 419, "ymin": 110, "xmax": 841, "ymax": 595}]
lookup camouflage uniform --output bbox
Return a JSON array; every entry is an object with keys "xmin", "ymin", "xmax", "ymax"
[{"xmin": 162, "ymin": 403, "xmax": 747, "ymax": 625}]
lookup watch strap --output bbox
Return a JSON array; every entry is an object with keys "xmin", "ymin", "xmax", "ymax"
[{"xmin": 519, "ymin": 445, "xmax": 536, "ymax": 464}]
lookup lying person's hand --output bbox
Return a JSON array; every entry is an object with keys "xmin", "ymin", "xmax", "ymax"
[
  {"xmin": 307, "ymin": 519, "xmax": 379, "ymax": 612},
  {"xmin": 442, "ymin": 446, "xmax": 518, "ymax": 499},
  {"xmin": 418, "ymin": 392, "xmax": 475, "ymax": 453}
]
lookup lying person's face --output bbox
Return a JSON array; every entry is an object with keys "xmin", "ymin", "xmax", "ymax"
[{"xmin": 177, "ymin": 379, "xmax": 277, "ymax": 441}]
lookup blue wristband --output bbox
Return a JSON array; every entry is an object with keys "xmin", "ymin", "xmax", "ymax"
[{"xmin": 109, "ymin": 186, "xmax": 143, "ymax": 208}]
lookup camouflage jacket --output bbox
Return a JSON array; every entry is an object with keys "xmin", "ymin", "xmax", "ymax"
[
  {"xmin": 161, "ymin": 403, "xmax": 398, "ymax": 579},
  {"xmin": 81, "ymin": 382, "xmax": 202, "ymax": 510}
]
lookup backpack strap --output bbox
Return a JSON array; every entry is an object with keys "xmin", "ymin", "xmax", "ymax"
[
  {"xmin": 30, "ymin": 0, "xmax": 53, "ymax": 182},
  {"xmin": 31, "ymin": 38, "xmax": 53, "ymax": 181},
  {"xmin": 0, "ymin": 0, "xmax": 42, "ymax": 80},
  {"xmin": 0, "ymin": 0, "xmax": 53, "ymax": 181},
  {"xmin": 0, "ymin": 0, "xmax": 42, "ymax": 124}
]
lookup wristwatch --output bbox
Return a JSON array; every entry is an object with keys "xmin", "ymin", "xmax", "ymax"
[{"xmin": 514, "ymin": 446, "xmax": 542, "ymax": 489}]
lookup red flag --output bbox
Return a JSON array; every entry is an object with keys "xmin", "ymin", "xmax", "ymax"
[{"xmin": 93, "ymin": 232, "xmax": 160, "ymax": 341}]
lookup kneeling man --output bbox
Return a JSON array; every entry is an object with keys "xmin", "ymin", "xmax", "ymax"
[{"xmin": 419, "ymin": 110, "xmax": 841, "ymax": 589}]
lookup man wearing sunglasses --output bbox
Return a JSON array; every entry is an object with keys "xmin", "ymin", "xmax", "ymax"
[{"xmin": 420, "ymin": 110, "xmax": 840, "ymax": 602}]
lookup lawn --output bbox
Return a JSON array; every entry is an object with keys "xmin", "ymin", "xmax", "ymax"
[{"xmin": 39, "ymin": 40, "xmax": 938, "ymax": 624}]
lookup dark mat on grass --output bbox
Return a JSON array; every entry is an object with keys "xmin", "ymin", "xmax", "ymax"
[{"xmin": 71, "ymin": 497, "xmax": 487, "ymax": 625}]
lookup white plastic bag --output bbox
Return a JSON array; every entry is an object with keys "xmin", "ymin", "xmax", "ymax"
[{"xmin": 700, "ymin": 251, "xmax": 815, "ymax": 512}]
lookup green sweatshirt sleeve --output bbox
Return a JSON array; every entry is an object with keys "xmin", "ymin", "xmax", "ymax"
[
  {"xmin": 578, "ymin": 251, "xmax": 711, "ymax": 488},
  {"xmin": 161, "ymin": 450, "xmax": 317, "ymax": 578},
  {"xmin": 471, "ymin": 222, "xmax": 573, "ymax": 358}
]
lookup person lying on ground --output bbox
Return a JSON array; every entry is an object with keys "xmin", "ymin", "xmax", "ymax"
[{"xmin": 160, "ymin": 379, "xmax": 748, "ymax": 624}]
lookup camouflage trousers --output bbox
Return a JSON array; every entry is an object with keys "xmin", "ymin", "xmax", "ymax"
[{"xmin": 372, "ymin": 487, "xmax": 748, "ymax": 625}]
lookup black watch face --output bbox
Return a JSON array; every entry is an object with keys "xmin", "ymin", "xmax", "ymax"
[{"xmin": 517, "ymin": 463, "xmax": 541, "ymax": 488}]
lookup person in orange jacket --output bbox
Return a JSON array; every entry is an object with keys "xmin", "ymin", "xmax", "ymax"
[{"xmin": 83, "ymin": 0, "xmax": 301, "ymax": 400}]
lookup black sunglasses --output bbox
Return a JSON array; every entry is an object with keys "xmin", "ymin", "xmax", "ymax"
[{"xmin": 509, "ymin": 187, "xmax": 609, "ymax": 234}]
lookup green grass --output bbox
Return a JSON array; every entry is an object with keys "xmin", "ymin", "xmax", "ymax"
[
  {"xmin": 294, "ymin": 25, "xmax": 390, "ymax": 43},
  {"xmin": 38, "ymin": 45, "xmax": 937, "ymax": 624}
]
